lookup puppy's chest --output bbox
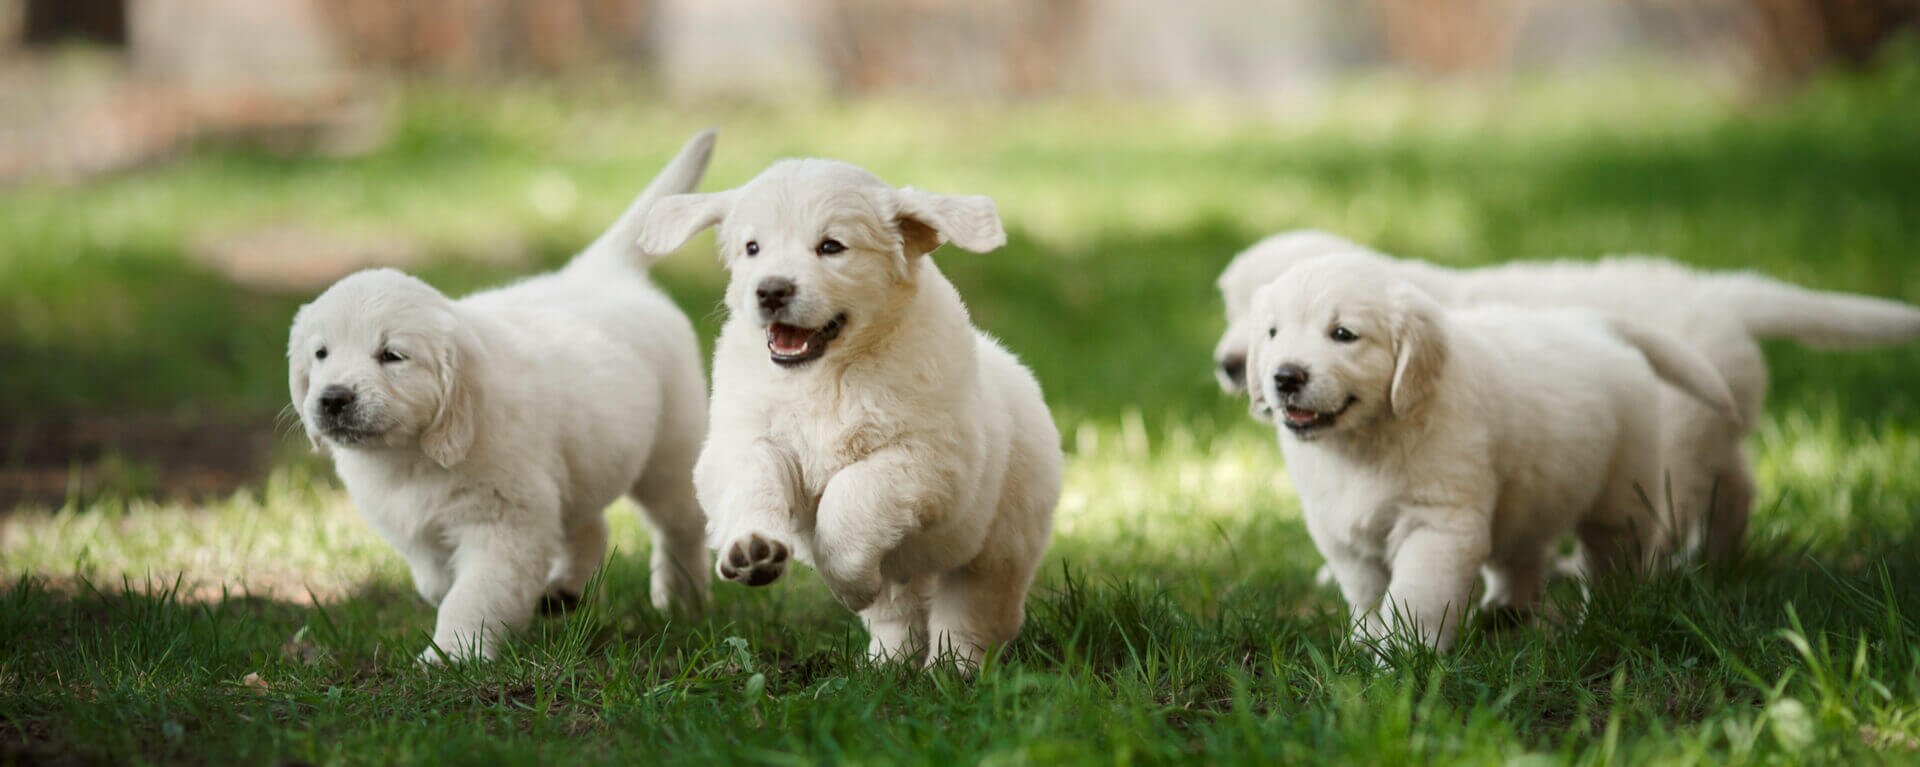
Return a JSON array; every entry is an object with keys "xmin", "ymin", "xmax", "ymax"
[
  {"xmin": 770, "ymin": 409, "xmax": 904, "ymax": 491},
  {"xmin": 1287, "ymin": 448, "xmax": 1402, "ymax": 553}
]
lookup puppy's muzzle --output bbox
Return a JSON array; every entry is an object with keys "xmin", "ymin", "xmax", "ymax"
[
  {"xmin": 1272, "ymin": 363, "xmax": 1309, "ymax": 395},
  {"xmin": 317, "ymin": 385, "xmax": 357, "ymax": 419},
  {"xmin": 756, "ymin": 277, "xmax": 796, "ymax": 320}
]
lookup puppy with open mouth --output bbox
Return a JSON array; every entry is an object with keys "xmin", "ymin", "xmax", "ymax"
[
  {"xmin": 636, "ymin": 159, "xmax": 1063, "ymax": 671},
  {"xmin": 287, "ymin": 132, "xmax": 718, "ymax": 664},
  {"xmin": 1214, "ymin": 230, "xmax": 1920, "ymax": 565},
  {"xmin": 1245, "ymin": 253, "xmax": 1742, "ymax": 653}
]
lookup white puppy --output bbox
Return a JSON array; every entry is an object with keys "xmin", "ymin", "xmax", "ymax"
[
  {"xmin": 288, "ymin": 132, "xmax": 718, "ymax": 663},
  {"xmin": 1244, "ymin": 253, "xmax": 1742, "ymax": 651},
  {"xmin": 635, "ymin": 159, "xmax": 1063, "ymax": 670},
  {"xmin": 1215, "ymin": 230, "xmax": 1920, "ymax": 561}
]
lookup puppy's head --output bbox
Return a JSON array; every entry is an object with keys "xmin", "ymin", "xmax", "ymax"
[
  {"xmin": 1245, "ymin": 254, "xmax": 1447, "ymax": 441},
  {"xmin": 1213, "ymin": 231, "xmax": 1384, "ymax": 394},
  {"xmin": 636, "ymin": 159, "xmax": 1004, "ymax": 369},
  {"xmin": 288, "ymin": 269, "xmax": 482, "ymax": 467}
]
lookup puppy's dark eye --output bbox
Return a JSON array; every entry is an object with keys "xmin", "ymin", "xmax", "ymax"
[
  {"xmin": 816, "ymin": 238, "xmax": 846, "ymax": 256},
  {"xmin": 378, "ymin": 349, "xmax": 406, "ymax": 364},
  {"xmin": 315, "ymin": 347, "xmax": 328, "ymax": 360},
  {"xmin": 745, "ymin": 241, "xmax": 760, "ymax": 257},
  {"xmin": 1330, "ymin": 326, "xmax": 1359, "ymax": 343},
  {"xmin": 1267, "ymin": 327, "xmax": 1277, "ymax": 338}
]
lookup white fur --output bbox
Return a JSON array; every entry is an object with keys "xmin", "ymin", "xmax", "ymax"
[
  {"xmin": 1215, "ymin": 230, "xmax": 1920, "ymax": 562},
  {"xmin": 636, "ymin": 159, "xmax": 1062, "ymax": 671},
  {"xmin": 1244, "ymin": 254, "xmax": 1738, "ymax": 651},
  {"xmin": 287, "ymin": 131, "xmax": 718, "ymax": 663}
]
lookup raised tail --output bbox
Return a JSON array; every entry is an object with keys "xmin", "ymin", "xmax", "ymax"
[
  {"xmin": 568, "ymin": 128, "xmax": 717, "ymax": 273},
  {"xmin": 1708, "ymin": 271, "xmax": 1920, "ymax": 348},
  {"xmin": 1606, "ymin": 317, "xmax": 1744, "ymax": 428}
]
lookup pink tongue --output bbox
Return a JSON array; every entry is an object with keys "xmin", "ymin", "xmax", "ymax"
[
  {"xmin": 769, "ymin": 324, "xmax": 814, "ymax": 355},
  {"xmin": 1284, "ymin": 407, "xmax": 1318, "ymax": 424}
]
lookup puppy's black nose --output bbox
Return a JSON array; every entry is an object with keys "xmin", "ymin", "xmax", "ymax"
[
  {"xmin": 756, "ymin": 277, "xmax": 796, "ymax": 313},
  {"xmin": 1273, "ymin": 364, "xmax": 1309, "ymax": 395},
  {"xmin": 1218, "ymin": 355, "xmax": 1247, "ymax": 386},
  {"xmin": 318, "ymin": 386, "xmax": 356, "ymax": 417}
]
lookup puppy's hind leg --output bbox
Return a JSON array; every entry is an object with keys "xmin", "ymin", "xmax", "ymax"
[
  {"xmin": 862, "ymin": 575, "xmax": 935, "ymax": 665},
  {"xmin": 635, "ymin": 448, "xmax": 711, "ymax": 613},
  {"xmin": 1479, "ymin": 549, "xmax": 1548, "ymax": 623},
  {"xmin": 544, "ymin": 512, "xmax": 608, "ymax": 615},
  {"xmin": 1703, "ymin": 450, "xmax": 1755, "ymax": 563},
  {"xmin": 1580, "ymin": 456, "xmax": 1667, "ymax": 580},
  {"xmin": 925, "ymin": 559, "xmax": 1039, "ymax": 673}
]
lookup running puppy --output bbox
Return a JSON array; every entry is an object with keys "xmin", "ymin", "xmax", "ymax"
[
  {"xmin": 288, "ymin": 131, "xmax": 717, "ymax": 663},
  {"xmin": 1214, "ymin": 230, "xmax": 1920, "ymax": 561},
  {"xmin": 636, "ymin": 159, "xmax": 1062, "ymax": 670},
  {"xmin": 1244, "ymin": 253, "xmax": 1741, "ymax": 652}
]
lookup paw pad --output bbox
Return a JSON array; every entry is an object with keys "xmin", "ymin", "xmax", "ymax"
[{"xmin": 717, "ymin": 533, "xmax": 789, "ymax": 587}]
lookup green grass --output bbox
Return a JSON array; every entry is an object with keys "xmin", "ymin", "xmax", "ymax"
[{"xmin": 5, "ymin": 57, "xmax": 1920, "ymax": 764}]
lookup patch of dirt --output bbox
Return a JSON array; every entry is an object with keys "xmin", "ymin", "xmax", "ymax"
[{"xmin": 0, "ymin": 412, "xmax": 277, "ymax": 510}]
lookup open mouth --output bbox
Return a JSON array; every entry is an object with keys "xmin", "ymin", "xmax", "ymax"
[
  {"xmin": 767, "ymin": 314, "xmax": 847, "ymax": 367},
  {"xmin": 1281, "ymin": 397, "xmax": 1355, "ymax": 435}
]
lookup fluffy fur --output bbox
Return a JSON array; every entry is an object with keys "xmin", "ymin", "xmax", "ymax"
[
  {"xmin": 635, "ymin": 159, "xmax": 1063, "ymax": 670},
  {"xmin": 1214, "ymin": 230, "xmax": 1920, "ymax": 561},
  {"xmin": 287, "ymin": 131, "xmax": 718, "ymax": 663},
  {"xmin": 1245, "ymin": 254, "xmax": 1741, "ymax": 651}
]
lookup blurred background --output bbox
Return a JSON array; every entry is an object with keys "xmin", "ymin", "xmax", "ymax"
[{"xmin": 0, "ymin": 0, "xmax": 1915, "ymax": 511}]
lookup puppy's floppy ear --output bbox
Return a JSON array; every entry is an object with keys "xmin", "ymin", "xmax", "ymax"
[
  {"xmin": 1388, "ymin": 284, "xmax": 1448, "ymax": 418},
  {"xmin": 287, "ymin": 306, "xmax": 328, "ymax": 456},
  {"xmin": 635, "ymin": 190, "xmax": 738, "ymax": 260},
  {"xmin": 895, "ymin": 188, "xmax": 1006, "ymax": 258},
  {"xmin": 421, "ymin": 323, "xmax": 484, "ymax": 469}
]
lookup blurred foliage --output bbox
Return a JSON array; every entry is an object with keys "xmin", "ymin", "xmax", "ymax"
[{"xmin": 0, "ymin": 57, "xmax": 1916, "ymax": 441}]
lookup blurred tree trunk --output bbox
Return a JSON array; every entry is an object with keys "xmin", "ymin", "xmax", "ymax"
[
  {"xmin": 1643, "ymin": 0, "xmax": 1918, "ymax": 86},
  {"xmin": 321, "ymin": 0, "xmax": 655, "ymax": 74},
  {"xmin": 1372, "ymin": 0, "xmax": 1522, "ymax": 75},
  {"xmin": 22, "ymin": 0, "xmax": 127, "ymax": 47},
  {"xmin": 817, "ymin": 0, "xmax": 1090, "ymax": 95}
]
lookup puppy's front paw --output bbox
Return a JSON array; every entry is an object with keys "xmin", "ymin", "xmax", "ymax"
[{"xmin": 717, "ymin": 533, "xmax": 789, "ymax": 587}]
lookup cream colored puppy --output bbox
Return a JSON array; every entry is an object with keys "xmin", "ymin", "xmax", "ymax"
[
  {"xmin": 288, "ymin": 132, "xmax": 717, "ymax": 663},
  {"xmin": 635, "ymin": 159, "xmax": 1062, "ymax": 670},
  {"xmin": 1216, "ymin": 230, "xmax": 1920, "ymax": 561},
  {"xmin": 1245, "ymin": 253, "xmax": 1742, "ymax": 652}
]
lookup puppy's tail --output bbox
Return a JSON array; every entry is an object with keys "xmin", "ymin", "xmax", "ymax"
[
  {"xmin": 1607, "ymin": 317, "xmax": 1745, "ymax": 429},
  {"xmin": 569, "ymin": 128, "xmax": 717, "ymax": 274},
  {"xmin": 1709, "ymin": 271, "xmax": 1920, "ymax": 349}
]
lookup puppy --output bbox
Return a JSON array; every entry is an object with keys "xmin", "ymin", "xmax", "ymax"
[
  {"xmin": 288, "ymin": 131, "xmax": 717, "ymax": 663},
  {"xmin": 1245, "ymin": 253, "xmax": 1742, "ymax": 651},
  {"xmin": 1215, "ymin": 230, "xmax": 1920, "ymax": 562},
  {"xmin": 635, "ymin": 159, "xmax": 1063, "ymax": 670}
]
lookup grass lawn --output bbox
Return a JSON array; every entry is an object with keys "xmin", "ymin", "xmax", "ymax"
[{"xmin": 4, "ymin": 59, "xmax": 1920, "ymax": 764}]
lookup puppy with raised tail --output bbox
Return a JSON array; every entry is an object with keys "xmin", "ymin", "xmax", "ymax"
[
  {"xmin": 1244, "ymin": 253, "xmax": 1742, "ymax": 652},
  {"xmin": 1215, "ymin": 230, "xmax": 1920, "ymax": 563},
  {"xmin": 636, "ymin": 159, "xmax": 1062, "ymax": 670},
  {"xmin": 287, "ymin": 131, "xmax": 718, "ymax": 663}
]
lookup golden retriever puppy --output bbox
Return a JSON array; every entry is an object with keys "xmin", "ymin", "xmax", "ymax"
[
  {"xmin": 288, "ymin": 132, "xmax": 717, "ymax": 663},
  {"xmin": 1215, "ymin": 230, "xmax": 1920, "ymax": 562},
  {"xmin": 635, "ymin": 159, "xmax": 1062, "ymax": 670},
  {"xmin": 1244, "ymin": 253, "xmax": 1741, "ymax": 652}
]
